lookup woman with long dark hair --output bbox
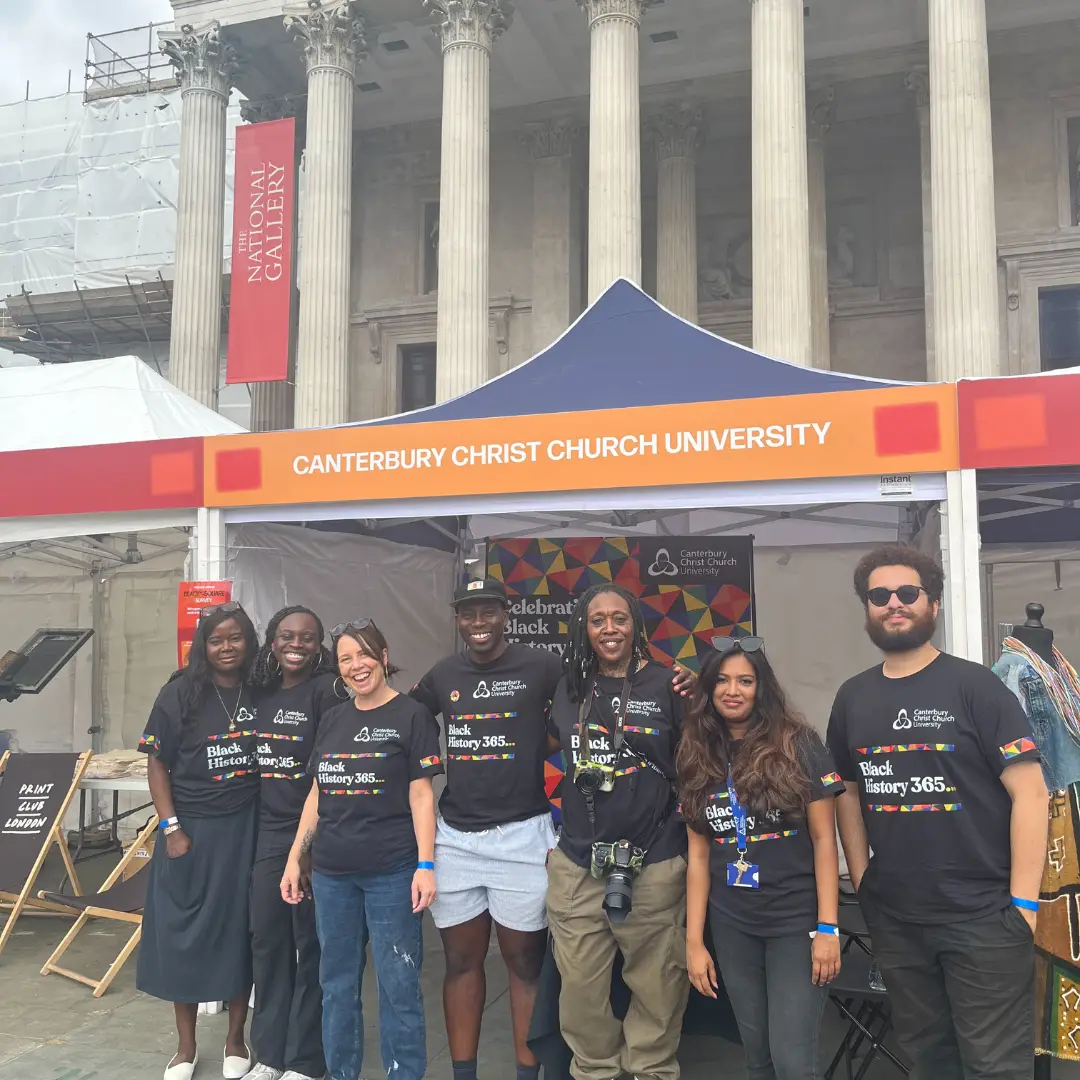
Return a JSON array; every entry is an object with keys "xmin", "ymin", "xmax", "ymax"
[
  {"xmin": 137, "ymin": 602, "xmax": 261, "ymax": 1080},
  {"xmin": 678, "ymin": 638, "xmax": 844, "ymax": 1080},
  {"xmin": 281, "ymin": 620, "xmax": 443, "ymax": 1080},
  {"xmin": 545, "ymin": 583, "xmax": 690, "ymax": 1080},
  {"xmin": 245, "ymin": 606, "xmax": 344, "ymax": 1080}
]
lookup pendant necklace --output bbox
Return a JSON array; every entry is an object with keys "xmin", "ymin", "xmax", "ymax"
[{"xmin": 214, "ymin": 683, "xmax": 243, "ymax": 733}]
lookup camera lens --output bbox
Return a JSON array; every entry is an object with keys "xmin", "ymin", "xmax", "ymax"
[
  {"xmin": 576, "ymin": 770, "xmax": 600, "ymax": 796},
  {"xmin": 603, "ymin": 869, "xmax": 634, "ymax": 923}
]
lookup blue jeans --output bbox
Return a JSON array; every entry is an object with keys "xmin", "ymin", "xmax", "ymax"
[
  {"xmin": 313, "ymin": 865, "xmax": 426, "ymax": 1080},
  {"xmin": 711, "ymin": 916, "xmax": 826, "ymax": 1080}
]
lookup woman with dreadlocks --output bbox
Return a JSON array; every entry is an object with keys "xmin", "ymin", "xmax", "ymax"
[
  {"xmin": 245, "ymin": 606, "xmax": 345, "ymax": 1080},
  {"xmin": 545, "ymin": 584, "xmax": 692, "ymax": 1080},
  {"xmin": 137, "ymin": 602, "xmax": 261, "ymax": 1080}
]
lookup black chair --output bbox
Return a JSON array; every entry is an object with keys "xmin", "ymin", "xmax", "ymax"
[{"xmin": 825, "ymin": 949, "xmax": 909, "ymax": 1080}]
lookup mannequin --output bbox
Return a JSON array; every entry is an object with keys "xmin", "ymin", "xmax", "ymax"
[
  {"xmin": 1010, "ymin": 603, "xmax": 1055, "ymax": 664},
  {"xmin": 994, "ymin": 607, "xmax": 1080, "ymax": 1067}
]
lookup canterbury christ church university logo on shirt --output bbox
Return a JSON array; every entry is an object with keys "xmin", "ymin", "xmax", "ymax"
[{"xmin": 892, "ymin": 707, "xmax": 957, "ymax": 731}]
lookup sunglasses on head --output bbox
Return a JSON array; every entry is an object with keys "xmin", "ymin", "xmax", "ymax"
[
  {"xmin": 331, "ymin": 618, "xmax": 374, "ymax": 638},
  {"xmin": 865, "ymin": 586, "xmax": 927, "ymax": 608},
  {"xmin": 201, "ymin": 601, "xmax": 241, "ymax": 620},
  {"xmin": 711, "ymin": 635, "xmax": 764, "ymax": 654}
]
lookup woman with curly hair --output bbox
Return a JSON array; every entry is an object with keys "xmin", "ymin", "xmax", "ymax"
[
  {"xmin": 137, "ymin": 602, "xmax": 261, "ymax": 1080},
  {"xmin": 678, "ymin": 637, "xmax": 844, "ymax": 1080},
  {"xmin": 246, "ymin": 606, "xmax": 345, "ymax": 1080}
]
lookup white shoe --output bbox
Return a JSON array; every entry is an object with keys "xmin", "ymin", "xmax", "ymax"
[
  {"xmin": 164, "ymin": 1052, "xmax": 198, "ymax": 1080},
  {"xmin": 242, "ymin": 1065, "xmax": 284, "ymax": 1080},
  {"xmin": 224, "ymin": 1045, "xmax": 253, "ymax": 1079},
  {"xmin": 280, "ymin": 1072, "xmax": 325, "ymax": 1080}
]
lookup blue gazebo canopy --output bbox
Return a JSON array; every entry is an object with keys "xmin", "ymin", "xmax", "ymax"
[{"xmin": 361, "ymin": 278, "xmax": 900, "ymax": 427}]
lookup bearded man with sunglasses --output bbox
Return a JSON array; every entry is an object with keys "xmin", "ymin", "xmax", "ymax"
[{"xmin": 827, "ymin": 544, "xmax": 1048, "ymax": 1080}]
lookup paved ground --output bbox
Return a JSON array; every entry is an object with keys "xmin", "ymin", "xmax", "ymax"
[{"xmin": 2, "ymin": 848, "xmax": 1077, "ymax": 1080}]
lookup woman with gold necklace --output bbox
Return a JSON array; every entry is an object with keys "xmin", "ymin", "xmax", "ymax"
[{"xmin": 138, "ymin": 602, "xmax": 261, "ymax": 1080}]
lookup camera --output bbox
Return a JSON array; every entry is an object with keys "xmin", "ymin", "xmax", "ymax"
[
  {"xmin": 591, "ymin": 839, "xmax": 646, "ymax": 922},
  {"xmin": 574, "ymin": 759, "xmax": 615, "ymax": 796}
]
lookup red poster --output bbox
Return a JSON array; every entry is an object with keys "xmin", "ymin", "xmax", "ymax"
[
  {"xmin": 226, "ymin": 117, "xmax": 296, "ymax": 384},
  {"xmin": 177, "ymin": 581, "xmax": 233, "ymax": 668}
]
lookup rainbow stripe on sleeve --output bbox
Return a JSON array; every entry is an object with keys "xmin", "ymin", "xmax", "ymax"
[{"xmin": 1000, "ymin": 737, "xmax": 1036, "ymax": 761}]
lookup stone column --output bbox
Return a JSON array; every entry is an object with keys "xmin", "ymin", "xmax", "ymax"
[
  {"xmin": 239, "ymin": 96, "xmax": 304, "ymax": 431},
  {"xmin": 284, "ymin": 0, "xmax": 366, "ymax": 428},
  {"xmin": 649, "ymin": 103, "xmax": 702, "ymax": 323},
  {"xmin": 160, "ymin": 22, "xmax": 239, "ymax": 408},
  {"xmin": 929, "ymin": 0, "xmax": 999, "ymax": 381},
  {"xmin": 425, "ymin": 1, "xmax": 511, "ymax": 402},
  {"xmin": 906, "ymin": 67, "xmax": 936, "ymax": 381},
  {"xmin": 580, "ymin": 0, "xmax": 651, "ymax": 302},
  {"xmin": 807, "ymin": 87, "xmax": 835, "ymax": 368},
  {"xmin": 525, "ymin": 119, "xmax": 582, "ymax": 352},
  {"xmin": 750, "ymin": 0, "xmax": 812, "ymax": 365}
]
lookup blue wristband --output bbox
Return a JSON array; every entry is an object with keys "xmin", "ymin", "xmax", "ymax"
[
  {"xmin": 159, "ymin": 816, "xmax": 178, "ymax": 831},
  {"xmin": 1012, "ymin": 896, "xmax": 1038, "ymax": 912},
  {"xmin": 817, "ymin": 923, "xmax": 840, "ymax": 936},
  {"xmin": 417, "ymin": 861, "xmax": 435, "ymax": 871}
]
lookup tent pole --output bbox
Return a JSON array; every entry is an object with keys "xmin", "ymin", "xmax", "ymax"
[
  {"xmin": 84, "ymin": 567, "xmax": 106, "ymax": 830},
  {"xmin": 194, "ymin": 508, "xmax": 228, "ymax": 581},
  {"xmin": 941, "ymin": 470, "xmax": 984, "ymax": 663}
]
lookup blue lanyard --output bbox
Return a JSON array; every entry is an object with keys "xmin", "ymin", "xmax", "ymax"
[{"xmin": 727, "ymin": 775, "xmax": 748, "ymax": 855}]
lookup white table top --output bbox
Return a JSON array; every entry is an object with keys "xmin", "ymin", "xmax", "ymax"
[{"xmin": 79, "ymin": 776, "xmax": 150, "ymax": 793}]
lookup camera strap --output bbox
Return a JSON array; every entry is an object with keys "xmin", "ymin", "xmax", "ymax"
[
  {"xmin": 576, "ymin": 671, "xmax": 632, "ymax": 832},
  {"xmin": 576, "ymin": 672, "xmax": 633, "ymax": 759}
]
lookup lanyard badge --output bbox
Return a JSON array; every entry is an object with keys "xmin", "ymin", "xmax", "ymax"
[{"xmin": 725, "ymin": 777, "xmax": 760, "ymax": 889}]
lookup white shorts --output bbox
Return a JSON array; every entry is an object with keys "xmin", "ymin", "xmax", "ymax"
[{"xmin": 430, "ymin": 811, "xmax": 556, "ymax": 933}]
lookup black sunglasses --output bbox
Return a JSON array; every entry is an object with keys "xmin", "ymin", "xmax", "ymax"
[
  {"xmin": 865, "ymin": 586, "xmax": 927, "ymax": 608},
  {"xmin": 711, "ymin": 635, "xmax": 764, "ymax": 654},
  {"xmin": 200, "ymin": 601, "xmax": 242, "ymax": 620},
  {"xmin": 331, "ymin": 618, "xmax": 374, "ymax": 638}
]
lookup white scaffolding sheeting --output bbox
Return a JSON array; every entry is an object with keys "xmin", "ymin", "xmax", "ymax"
[{"xmin": 0, "ymin": 88, "xmax": 241, "ymax": 299}]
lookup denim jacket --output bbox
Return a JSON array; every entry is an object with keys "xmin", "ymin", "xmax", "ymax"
[{"xmin": 993, "ymin": 650, "xmax": 1080, "ymax": 790}]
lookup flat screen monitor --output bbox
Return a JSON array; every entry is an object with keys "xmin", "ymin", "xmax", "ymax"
[{"xmin": 2, "ymin": 629, "xmax": 93, "ymax": 694}]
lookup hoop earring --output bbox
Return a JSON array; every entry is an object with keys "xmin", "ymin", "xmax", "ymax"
[
  {"xmin": 334, "ymin": 676, "xmax": 347, "ymax": 698},
  {"xmin": 269, "ymin": 653, "xmax": 282, "ymax": 676},
  {"xmin": 313, "ymin": 651, "xmax": 325, "ymax": 673}
]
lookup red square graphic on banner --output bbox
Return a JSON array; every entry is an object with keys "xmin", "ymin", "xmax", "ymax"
[
  {"xmin": 150, "ymin": 450, "xmax": 197, "ymax": 496},
  {"xmin": 971, "ymin": 394, "xmax": 1047, "ymax": 452},
  {"xmin": 873, "ymin": 402, "xmax": 941, "ymax": 457},
  {"xmin": 216, "ymin": 447, "xmax": 262, "ymax": 492}
]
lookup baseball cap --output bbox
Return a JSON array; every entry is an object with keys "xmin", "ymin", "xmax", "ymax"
[{"xmin": 452, "ymin": 578, "xmax": 508, "ymax": 608}]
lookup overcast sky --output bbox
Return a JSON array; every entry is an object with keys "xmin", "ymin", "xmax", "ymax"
[{"xmin": 0, "ymin": 0, "xmax": 175, "ymax": 106}]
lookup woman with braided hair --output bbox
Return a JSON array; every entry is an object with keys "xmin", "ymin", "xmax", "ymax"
[
  {"xmin": 245, "ymin": 606, "xmax": 344, "ymax": 1080},
  {"xmin": 545, "ymin": 583, "xmax": 694, "ymax": 1080}
]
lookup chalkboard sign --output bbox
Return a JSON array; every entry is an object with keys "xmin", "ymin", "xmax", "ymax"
[{"xmin": 0, "ymin": 752, "xmax": 88, "ymax": 894}]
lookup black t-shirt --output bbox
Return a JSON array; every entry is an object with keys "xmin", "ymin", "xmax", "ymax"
[
  {"xmin": 254, "ymin": 672, "xmax": 345, "ymax": 858},
  {"xmin": 547, "ymin": 660, "xmax": 686, "ymax": 869},
  {"xmin": 410, "ymin": 643, "xmax": 562, "ymax": 831},
  {"xmin": 307, "ymin": 693, "xmax": 443, "ymax": 876},
  {"xmin": 826, "ymin": 652, "xmax": 1040, "ymax": 923},
  {"xmin": 685, "ymin": 733, "xmax": 845, "ymax": 936},
  {"xmin": 138, "ymin": 678, "xmax": 259, "ymax": 818}
]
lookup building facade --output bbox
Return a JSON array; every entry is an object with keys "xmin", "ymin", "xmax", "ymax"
[{"xmin": 163, "ymin": 0, "xmax": 1080, "ymax": 430}]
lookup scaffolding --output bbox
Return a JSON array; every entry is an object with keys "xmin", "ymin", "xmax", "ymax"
[{"xmin": 85, "ymin": 24, "xmax": 178, "ymax": 103}]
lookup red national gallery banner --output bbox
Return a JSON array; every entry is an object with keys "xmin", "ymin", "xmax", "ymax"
[{"xmin": 226, "ymin": 117, "xmax": 295, "ymax": 384}]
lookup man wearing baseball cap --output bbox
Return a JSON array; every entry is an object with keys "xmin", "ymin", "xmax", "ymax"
[{"xmin": 411, "ymin": 577, "xmax": 562, "ymax": 1080}]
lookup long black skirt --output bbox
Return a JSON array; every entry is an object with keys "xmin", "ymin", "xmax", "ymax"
[{"xmin": 137, "ymin": 798, "xmax": 258, "ymax": 1003}]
